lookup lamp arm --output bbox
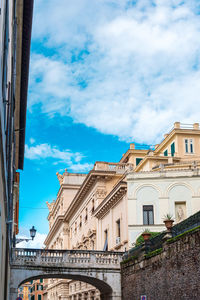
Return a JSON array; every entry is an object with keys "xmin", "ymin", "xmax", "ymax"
[{"xmin": 15, "ymin": 238, "xmax": 32, "ymax": 244}]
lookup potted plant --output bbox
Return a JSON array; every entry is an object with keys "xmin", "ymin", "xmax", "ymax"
[
  {"xmin": 141, "ymin": 229, "xmax": 151, "ymax": 241},
  {"xmin": 163, "ymin": 214, "xmax": 174, "ymax": 230}
]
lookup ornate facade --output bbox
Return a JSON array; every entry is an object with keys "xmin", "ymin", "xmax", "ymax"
[{"xmin": 44, "ymin": 122, "xmax": 200, "ymax": 299}]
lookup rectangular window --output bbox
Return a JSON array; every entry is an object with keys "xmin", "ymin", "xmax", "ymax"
[
  {"xmin": 185, "ymin": 139, "xmax": 194, "ymax": 154},
  {"xmin": 190, "ymin": 139, "xmax": 193, "ymax": 153},
  {"xmin": 38, "ymin": 295, "xmax": 42, "ymax": 300},
  {"xmin": 85, "ymin": 208, "xmax": 88, "ymax": 222},
  {"xmin": 40, "ymin": 279, "xmax": 43, "ymax": 283},
  {"xmin": 185, "ymin": 139, "xmax": 188, "ymax": 153},
  {"xmin": 164, "ymin": 149, "xmax": 168, "ymax": 156},
  {"xmin": 136, "ymin": 158, "xmax": 143, "ymax": 166},
  {"xmin": 116, "ymin": 219, "xmax": 120, "ymax": 238},
  {"xmin": 143, "ymin": 205, "xmax": 154, "ymax": 225},
  {"xmin": 103, "ymin": 230, "xmax": 108, "ymax": 251},
  {"xmin": 171, "ymin": 142, "xmax": 175, "ymax": 157}
]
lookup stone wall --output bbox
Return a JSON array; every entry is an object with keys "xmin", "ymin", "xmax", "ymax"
[{"xmin": 121, "ymin": 228, "xmax": 200, "ymax": 300}]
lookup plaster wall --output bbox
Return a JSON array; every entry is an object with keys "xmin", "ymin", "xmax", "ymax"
[
  {"xmin": 127, "ymin": 170, "xmax": 200, "ymax": 246},
  {"xmin": 98, "ymin": 195, "xmax": 128, "ymax": 251}
]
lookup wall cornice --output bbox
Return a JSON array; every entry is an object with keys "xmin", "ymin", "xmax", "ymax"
[{"xmin": 94, "ymin": 181, "xmax": 127, "ymax": 219}]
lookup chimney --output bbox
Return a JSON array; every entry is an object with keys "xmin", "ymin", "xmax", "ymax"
[{"xmin": 130, "ymin": 143, "xmax": 135, "ymax": 149}]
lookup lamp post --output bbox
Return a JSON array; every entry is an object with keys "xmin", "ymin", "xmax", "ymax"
[{"xmin": 13, "ymin": 226, "xmax": 37, "ymax": 247}]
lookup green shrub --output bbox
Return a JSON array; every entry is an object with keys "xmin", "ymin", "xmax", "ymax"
[{"xmin": 135, "ymin": 232, "xmax": 160, "ymax": 246}]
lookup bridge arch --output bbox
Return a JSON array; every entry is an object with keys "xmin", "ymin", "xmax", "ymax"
[
  {"xmin": 10, "ymin": 248, "xmax": 123, "ymax": 300},
  {"xmin": 18, "ymin": 273, "xmax": 113, "ymax": 297}
]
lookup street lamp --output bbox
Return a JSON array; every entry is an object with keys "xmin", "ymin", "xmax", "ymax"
[
  {"xmin": 13, "ymin": 226, "xmax": 37, "ymax": 247},
  {"xmin": 29, "ymin": 226, "xmax": 37, "ymax": 240}
]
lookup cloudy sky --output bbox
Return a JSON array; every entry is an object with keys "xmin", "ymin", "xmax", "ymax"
[{"xmin": 18, "ymin": 0, "xmax": 200, "ymax": 247}]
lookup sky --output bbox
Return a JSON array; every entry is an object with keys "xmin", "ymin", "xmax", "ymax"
[{"xmin": 18, "ymin": 0, "xmax": 200, "ymax": 248}]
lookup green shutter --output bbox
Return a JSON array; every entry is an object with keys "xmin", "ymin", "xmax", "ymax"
[
  {"xmin": 136, "ymin": 158, "xmax": 143, "ymax": 166},
  {"xmin": 38, "ymin": 295, "xmax": 42, "ymax": 300},
  {"xmin": 164, "ymin": 149, "xmax": 168, "ymax": 156},
  {"xmin": 171, "ymin": 142, "xmax": 175, "ymax": 157},
  {"xmin": 40, "ymin": 279, "xmax": 43, "ymax": 283}
]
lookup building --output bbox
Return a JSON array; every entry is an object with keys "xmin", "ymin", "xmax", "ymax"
[
  {"xmin": 18, "ymin": 279, "xmax": 44, "ymax": 300},
  {"xmin": 0, "ymin": 1, "xmax": 34, "ymax": 299},
  {"xmin": 43, "ymin": 122, "xmax": 200, "ymax": 299},
  {"xmin": 18, "ymin": 282, "xmax": 31, "ymax": 300}
]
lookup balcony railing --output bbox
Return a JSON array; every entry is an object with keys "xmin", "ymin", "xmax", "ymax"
[
  {"xmin": 94, "ymin": 162, "xmax": 133, "ymax": 173},
  {"xmin": 11, "ymin": 249, "xmax": 124, "ymax": 268}
]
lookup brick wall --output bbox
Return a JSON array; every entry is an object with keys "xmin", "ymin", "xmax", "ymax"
[{"xmin": 121, "ymin": 229, "xmax": 200, "ymax": 300}]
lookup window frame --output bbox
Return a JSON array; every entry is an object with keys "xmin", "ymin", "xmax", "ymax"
[
  {"xmin": 143, "ymin": 205, "xmax": 154, "ymax": 225},
  {"xmin": 184, "ymin": 138, "xmax": 194, "ymax": 154}
]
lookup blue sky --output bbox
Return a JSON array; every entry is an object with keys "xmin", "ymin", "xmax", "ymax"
[{"xmin": 18, "ymin": 0, "xmax": 200, "ymax": 247}]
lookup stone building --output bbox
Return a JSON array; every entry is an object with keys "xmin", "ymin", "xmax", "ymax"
[
  {"xmin": 43, "ymin": 122, "xmax": 200, "ymax": 299},
  {"xmin": 0, "ymin": 0, "xmax": 34, "ymax": 299}
]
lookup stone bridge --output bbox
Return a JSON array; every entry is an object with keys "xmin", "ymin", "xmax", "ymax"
[{"xmin": 10, "ymin": 248, "xmax": 124, "ymax": 300}]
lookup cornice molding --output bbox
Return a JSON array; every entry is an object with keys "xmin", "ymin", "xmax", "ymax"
[
  {"xmin": 44, "ymin": 216, "xmax": 64, "ymax": 246},
  {"xmin": 94, "ymin": 181, "xmax": 127, "ymax": 219},
  {"xmin": 63, "ymin": 170, "xmax": 118, "ymax": 222}
]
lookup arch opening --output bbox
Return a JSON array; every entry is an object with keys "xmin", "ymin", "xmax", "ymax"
[{"xmin": 18, "ymin": 273, "xmax": 112, "ymax": 298}]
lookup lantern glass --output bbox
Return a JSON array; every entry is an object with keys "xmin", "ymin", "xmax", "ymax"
[{"xmin": 30, "ymin": 226, "xmax": 36, "ymax": 240}]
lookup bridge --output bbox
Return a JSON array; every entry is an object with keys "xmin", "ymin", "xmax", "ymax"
[{"xmin": 10, "ymin": 248, "xmax": 124, "ymax": 300}]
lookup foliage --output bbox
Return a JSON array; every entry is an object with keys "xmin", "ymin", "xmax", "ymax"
[
  {"xmin": 145, "ymin": 248, "xmax": 163, "ymax": 259},
  {"xmin": 163, "ymin": 213, "xmax": 174, "ymax": 220},
  {"xmin": 143, "ymin": 228, "xmax": 151, "ymax": 233},
  {"xmin": 121, "ymin": 255, "xmax": 138, "ymax": 265},
  {"xmin": 135, "ymin": 232, "xmax": 160, "ymax": 246},
  {"xmin": 167, "ymin": 225, "xmax": 200, "ymax": 244}
]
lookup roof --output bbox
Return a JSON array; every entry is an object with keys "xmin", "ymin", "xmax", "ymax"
[{"xmin": 16, "ymin": 0, "xmax": 34, "ymax": 170}]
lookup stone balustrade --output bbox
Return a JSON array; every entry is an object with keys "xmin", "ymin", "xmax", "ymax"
[
  {"xmin": 94, "ymin": 162, "xmax": 133, "ymax": 173},
  {"xmin": 12, "ymin": 248, "xmax": 123, "ymax": 269}
]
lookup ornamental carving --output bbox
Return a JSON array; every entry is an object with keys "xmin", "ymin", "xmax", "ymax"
[
  {"xmin": 46, "ymin": 200, "xmax": 55, "ymax": 212},
  {"xmin": 95, "ymin": 188, "xmax": 107, "ymax": 199},
  {"xmin": 63, "ymin": 223, "xmax": 69, "ymax": 234},
  {"xmin": 56, "ymin": 172, "xmax": 64, "ymax": 185}
]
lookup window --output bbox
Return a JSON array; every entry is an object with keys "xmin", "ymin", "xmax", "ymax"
[
  {"xmin": 85, "ymin": 208, "xmax": 88, "ymax": 222},
  {"xmin": 40, "ymin": 279, "xmax": 43, "ymax": 283},
  {"xmin": 38, "ymin": 295, "xmax": 42, "ymax": 300},
  {"xmin": 91, "ymin": 199, "xmax": 95, "ymax": 213},
  {"xmin": 164, "ymin": 149, "xmax": 168, "ymax": 156},
  {"xmin": 80, "ymin": 215, "xmax": 82, "ymax": 228},
  {"xmin": 171, "ymin": 142, "xmax": 175, "ymax": 157},
  {"xmin": 136, "ymin": 158, "xmax": 143, "ymax": 166},
  {"xmin": 116, "ymin": 219, "xmax": 120, "ymax": 238},
  {"xmin": 143, "ymin": 205, "xmax": 154, "ymax": 225},
  {"xmin": 185, "ymin": 139, "xmax": 188, "ymax": 153},
  {"xmin": 103, "ymin": 230, "xmax": 108, "ymax": 251},
  {"xmin": 185, "ymin": 139, "xmax": 194, "ymax": 154}
]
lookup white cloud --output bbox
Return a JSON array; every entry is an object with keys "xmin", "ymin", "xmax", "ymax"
[
  {"xmin": 17, "ymin": 230, "xmax": 46, "ymax": 249},
  {"xmin": 25, "ymin": 143, "xmax": 93, "ymax": 172},
  {"xmin": 29, "ymin": 0, "xmax": 200, "ymax": 144},
  {"xmin": 29, "ymin": 138, "xmax": 35, "ymax": 144}
]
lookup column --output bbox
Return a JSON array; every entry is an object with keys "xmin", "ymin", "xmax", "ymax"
[{"xmin": 10, "ymin": 287, "xmax": 18, "ymax": 300}]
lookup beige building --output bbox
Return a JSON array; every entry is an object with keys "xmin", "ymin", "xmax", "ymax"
[
  {"xmin": 0, "ymin": 1, "xmax": 33, "ymax": 299},
  {"xmin": 44, "ymin": 122, "xmax": 200, "ymax": 299}
]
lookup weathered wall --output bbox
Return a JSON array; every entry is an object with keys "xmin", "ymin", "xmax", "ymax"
[{"xmin": 121, "ymin": 229, "xmax": 200, "ymax": 300}]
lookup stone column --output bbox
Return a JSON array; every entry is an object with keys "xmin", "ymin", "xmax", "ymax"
[{"xmin": 10, "ymin": 287, "xmax": 18, "ymax": 300}]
